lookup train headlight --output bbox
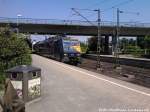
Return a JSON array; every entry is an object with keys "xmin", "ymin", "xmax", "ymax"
[{"xmin": 64, "ymin": 54, "xmax": 67, "ymax": 56}]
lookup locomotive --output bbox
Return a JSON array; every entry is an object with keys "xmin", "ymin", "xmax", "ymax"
[{"xmin": 34, "ymin": 36, "xmax": 82, "ymax": 65}]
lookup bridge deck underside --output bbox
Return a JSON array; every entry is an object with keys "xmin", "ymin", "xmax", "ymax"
[{"xmin": 0, "ymin": 23, "xmax": 150, "ymax": 36}]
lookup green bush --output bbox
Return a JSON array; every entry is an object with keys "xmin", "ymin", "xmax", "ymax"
[
  {"xmin": 0, "ymin": 27, "xmax": 32, "ymax": 85},
  {"xmin": 124, "ymin": 45, "xmax": 144, "ymax": 57},
  {"xmin": 0, "ymin": 73, "xmax": 4, "ymax": 84},
  {"xmin": 80, "ymin": 42, "xmax": 88, "ymax": 53}
]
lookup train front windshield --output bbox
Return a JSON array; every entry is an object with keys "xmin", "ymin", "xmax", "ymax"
[{"xmin": 63, "ymin": 40, "xmax": 81, "ymax": 53}]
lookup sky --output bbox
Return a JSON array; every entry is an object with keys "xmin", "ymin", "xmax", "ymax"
[{"xmin": 0, "ymin": 0, "xmax": 150, "ymax": 42}]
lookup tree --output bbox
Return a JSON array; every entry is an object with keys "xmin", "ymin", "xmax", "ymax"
[
  {"xmin": 137, "ymin": 37, "xmax": 145, "ymax": 49},
  {"xmin": 87, "ymin": 36, "xmax": 97, "ymax": 52},
  {"xmin": 0, "ymin": 27, "xmax": 32, "ymax": 85},
  {"xmin": 144, "ymin": 36, "xmax": 150, "ymax": 55},
  {"xmin": 128, "ymin": 38, "xmax": 136, "ymax": 46},
  {"xmin": 144, "ymin": 36, "xmax": 150, "ymax": 49},
  {"xmin": 120, "ymin": 38, "xmax": 128, "ymax": 49},
  {"xmin": 87, "ymin": 36, "xmax": 109, "ymax": 54},
  {"xmin": 80, "ymin": 42, "xmax": 88, "ymax": 53}
]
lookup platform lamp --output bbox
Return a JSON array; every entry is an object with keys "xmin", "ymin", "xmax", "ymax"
[{"xmin": 17, "ymin": 14, "xmax": 22, "ymax": 37}]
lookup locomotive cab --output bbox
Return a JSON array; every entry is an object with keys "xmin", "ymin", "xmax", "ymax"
[
  {"xmin": 33, "ymin": 36, "xmax": 82, "ymax": 66},
  {"xmin": 62, "ymin": 39, "xmax": 82, "ymax": 65}
]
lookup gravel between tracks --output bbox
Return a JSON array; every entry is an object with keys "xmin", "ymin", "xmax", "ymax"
[{"xmin": 78, "ymin": 58, "xmax": 150, "ymax": 88}]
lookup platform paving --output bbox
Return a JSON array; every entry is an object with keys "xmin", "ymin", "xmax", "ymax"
[{"xmin": 26, "ymin": 54, "xmax": 150, "ymax": 112}]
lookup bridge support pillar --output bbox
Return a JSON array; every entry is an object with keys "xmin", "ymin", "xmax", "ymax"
[
  {"xmin": 104, "ymin": 35, "xmax": 109, "ymax": 54},
  {"xmin": 112, "ymin": 35, "xmax": 117, "ymax": 56}
]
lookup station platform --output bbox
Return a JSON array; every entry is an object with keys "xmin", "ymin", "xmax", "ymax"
[{"xmin": 26, "ymin": 54, "xmax": 150, "ymax": 112}]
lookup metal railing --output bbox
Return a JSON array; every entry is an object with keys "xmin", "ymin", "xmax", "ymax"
[{"xmin": 0, "ymin": 17, "xmax": 150, "ymax": 28}]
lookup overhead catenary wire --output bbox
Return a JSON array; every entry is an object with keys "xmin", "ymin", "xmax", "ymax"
[
  {"xmin": 71, "ymin": 0, "xmax": 134, "ymax": 22},
  {"xmin": 119, "ymin": 11, "xmax": 140, "ymax": 15},
  {"xmin": 71, "ymin": 8, "xmax": 95, "ymax": 12},
  {"xmin": 85, "ymin": 13, "xmax": 97, "ymax": 20},
  {"xmin": 70, "ymin": 0, "xmax": 136, "ymax": 70},
  {"xmin": 71, "ymin": 8, "xmax": 96, "ymax": 26},
  {"xmin": 94, "ymin": 0, "xmax": 135, "ymax": 69},
  {"xmin": 71, "ymin": 8, "xmax": 98, "ymax": 22},
  {"xmin": 66, "ymin": 10, "xmax": 75, "ymax": 20},
  {"xmin": 102, "ymin": 0, "xmax": 134, "ymax": 12},
  {"xmin": 86, "ymin": 0, "xmax": 111, "ymax": 9}
]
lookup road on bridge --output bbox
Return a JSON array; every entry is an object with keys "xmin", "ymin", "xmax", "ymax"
[{"xmin": 26, "ymin": 54, "xmax": 150, "ymax": 112}]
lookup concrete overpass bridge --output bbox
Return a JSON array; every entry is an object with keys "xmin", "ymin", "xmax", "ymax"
[
  {"xmin": 1, "ymin": 17, "xmax": 150, "ymax": 54},
  {"xmin": 0, "ymin": 17, "xmax": 150, "ymax": 36}
]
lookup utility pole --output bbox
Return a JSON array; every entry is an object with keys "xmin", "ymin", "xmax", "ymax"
[
  {"xmin": 71, "ymin": 8, "xmax": 103, "ymax": 70},
  {"xmin": 114, "ymin": 8, "xmax": 139, "ymax": 69},
  {"xmin": 94, "ymin": 9, "xmax": 102, "ymax": 70},
  {"xmin": 114, "ymin": 8, "xmax": 122, "ymax": 69}
]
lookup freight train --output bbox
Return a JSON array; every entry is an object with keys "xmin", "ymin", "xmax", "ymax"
[{"xmin": 34, "ymin": 36, "xmax": 82, "ymax": 65}]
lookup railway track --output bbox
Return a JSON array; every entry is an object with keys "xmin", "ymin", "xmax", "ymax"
[
  {"xmin": 83, "ymin": 54, "xmax": 150, "ymax": 69},
  {"xmin": 78, "ymin": 58, "xmax": 150, "ymax": 88}
]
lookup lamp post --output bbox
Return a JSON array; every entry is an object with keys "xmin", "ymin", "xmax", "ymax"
[{"xmin": 17, "ymin": 14, "xmax": 22, "ymax": 37}]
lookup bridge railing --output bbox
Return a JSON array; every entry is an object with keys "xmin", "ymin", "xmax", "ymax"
[
  {"xmin": 0, "ymin": 17, "xmax": 150, "ymax": 28},
  {"xmin": 0, "ymin": 17, "xmax": 97, "ymax": 26}
]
